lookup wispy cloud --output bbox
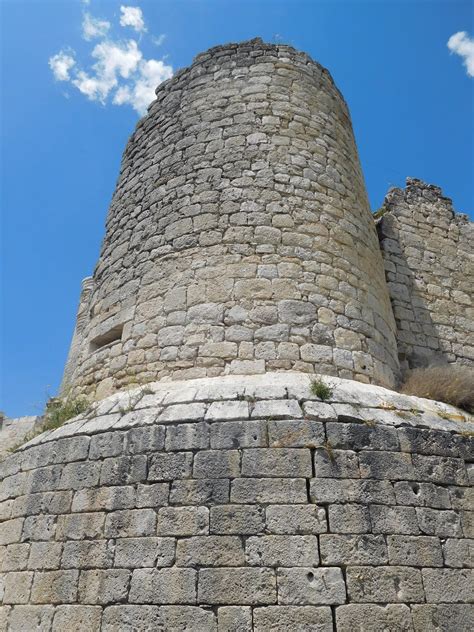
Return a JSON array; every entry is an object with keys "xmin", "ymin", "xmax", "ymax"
[
  {"xmin": 82, "ymin": 12, "xmax": 110, "ymax": 41},
  {"xmin": 119, "ymin": 6, "xmax": 146, "ymax": 33},
  {"xmin": 447, "ymin": 31, "xmax": 474, "ymax": 77},
  {"xmin": 48, "ymin": 5, "xmax": 172, "ymax": 115},
  {"xmin": 49, "ymin": 51, "xmax": 76, "ymax": 81}
]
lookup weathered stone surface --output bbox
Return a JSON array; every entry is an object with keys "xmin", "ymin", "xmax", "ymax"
[
  {"xmin": 277, "ymin": 568, "xmax": 346, "ymax": 605},
  {"xmin": 253, "ymin": 606, "xmax": 333, "ymax": 631},
  {"xmin": 336, "ymin": 604, "xmax": 413, "ymax": 632},
  {"xmin": 198, "ymin": 568, "xmax": 276, "ymax": 605}
]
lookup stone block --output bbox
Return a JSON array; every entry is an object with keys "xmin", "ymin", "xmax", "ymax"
[
  {"xmin": 157, "ymin": 506, "xmax": 209, "ymax": 536},
  {"xmin": 388, "ymin": 535, "xmax": 443, "ymax": 567},
  {"xmin": 193, "ymin": 450, "xmax": 241, "ymax": 478},
  {"xmin": 71, "ymin": 486, "xmax": 135, "ymax": 512},
  {"xmin": 449, "ymin": 485, "xmax": 473, "ymax": 510},
  {"xmin": 56, "ymin": 513, "xmax": 105, "ymax": 540},
  {"xmin": 268, "ymin": 420, "xmax": 324, "ymax": 448},
  {"xmin": 370, "ymin": 505, "xmax": 420, "ymax": 534},
  {"xmin": 302, "ymin": 401, "xmax": 337, "ymax": 421},
  {"xmin": 251, "ymin": 399, "xmax": 302, "ymax": 419},
  {"xmin": 246, "ymin": 535, "xmax": 319, "ymax": 567},
  {"xmin": 58, "ymin": 462, "xmax": 100, "ymax": 490},
  {"xmin": 89, "ymin": 431, "xmax": 125, "ymax": 459},
  {"xmin": 422, "ymin": 568, "xmax": 474, "ymax": 603},
  {"xmin": 328, "ymin": 504, "xmax": 371, "ymax": 534},
  {"xmin": 2, "ymin": 543, "xmax": 29, "ymax": 571},
  {"xmin": 253, "ymin": 606, "xmax": 333, "ymax": 631},
  {"xmin": 359, "ymin": 451, "xmax": 415, "ymax": 480},
  {"xmin": 210, "ymin": 505, "xmax": 265, "ymax": 534},
  {"xmin": 442, "ymin": 538, "xmax": 473, "ymax": 568},
  {"xmin": 52, "ymin": 605, "xmax": 102, "ymax": 632},
  {"xmin": 28, "ymin": 542, "xmax": 63, "ymax": 570},
  {"xmin": 320, "ymin": 534, "xmax": 388, "ymax": 565},
  {"xmin": 326, "ymin": 422, "xmax": 399, "ymax": 451},
  {"xmin": 125, "ymin": 426, "xmax": 166, "ymax": 453},
  {"xmin": 177, "ymin": 536, "xmax": 244, "ymax": 567},
  {"xmin": 104, "ymin": 509, "xmax": 156, "ymax": 538},
  {"xmin": 346, "ymin": 566, "xmax": 424, "ymax": 603},
  {"xmin": 412, "ymin": 454, "xmax": 467, "ymax": 485},
  {"xmin": 231, "ymin": 479, "xmax": 307, "ymax": 504},
  {"xmin": 217, "ymin": 606, "xmax": 252, "ymax": 632},
  {"xmin": 277, "ymin": 567, "xmax": 346, "ymax": 605},
  {"xmin": 310, "ymin": 478, "xmax": 395, "ymax": 504},
  {"xmin": 148, "ymin": 452, "xmax": 193, "ymax": 481},
  {"xmin": 393, "ymin": 481, "xmax": 451, "ymax": 508},
  {"xmin": 411, "ymin": 604, "xmax": 473, "ymax": 632},
  {"xmin": 241, "ymin": 448, "xmax": 312, "ymax": 477},
  {"xmin": 3, "ymin": 572, "xmax": 33, "ymax": 604},
  {"xmin": 61, "ymin": 540, "xmax": 113, "ymax": 569},
  {"xmin": 198, "ymin": 568, "xmax": 276, "ymax": 604},
  {"xmin": 170, "ymin": 479, "xmax": 229, "ymax": 505},
  {"xmin": 161, "ymin": 606, "xmax": 217, "ymax": 631},
  {"xmin": 0, "ymin": 519, "xmax": 24, "ymax": 545},
  {"xmin": 165, "ymin": 423, "xmax": 210, "ymax": 451},
  {"xmin": 101, "ymin": 605, "xmax": 163, "ymax": 631},
  {"xmin": 115, "ymin": 537, "xmax": 175, "ymax": 568},
  {"xmin": 416, "ymin": 507, "xmax": 462, "ymax": 537},
  {"xmin": 129, "ymin": 568, "xmax": 197, "ymax": 604},
  {"xmin": 158, "ymin": 403, "xmax": 207, "ymax": 424},
  {"xmin": 78, "ymin": 569, "xmax": 130, "ymax": 604},
  {"xmin": 136, "ymin": 483, "xmax": 169, "ymax": 508},
  {"xmin": 266, "ymin": 505, "xmax": 327, "ymax": 534},
  {"xmin": 30, "ymin": 570, "xmax": 79, "ymax": 604},
  {"xmin": 313, "ymin": 448, "xmax": 360, "ymax": 478},
  {"xmin": 205, "ymin": 401, "xmax": 250, "ymax": 421},
  {"xmin": 211, "ymin": 420, "xmax": 267, "ymax": 449},
  {"xmin": 6, "ymin": 605, "xmax": 54, "ymax": 631},
  {"xmin": 100, "ymin": 455, "xmax": 147, "ymax": 486},
  {"xmin": 336, "ymin": 604, "xmax": 413, "ymax": 632}
]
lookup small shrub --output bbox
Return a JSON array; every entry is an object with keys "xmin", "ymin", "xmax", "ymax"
[
  {"xmin": 7, "ymin": 394, "xmax": 90, "ymax": 453},
  {"xmin": 44, "ymin": 395, "xmax": 90, "ymax": 428},
  {"xmin": 310, "ymin": 378, "xmax": 333, "ymax": 401},
  {"xmin": 400, "ymin": 365, "xmax": 474, "ymax": 414}
]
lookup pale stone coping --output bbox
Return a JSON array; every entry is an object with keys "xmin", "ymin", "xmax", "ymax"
[{"xmin": 17, "ymin": 373, "xmax": 474, "ymax": 451}]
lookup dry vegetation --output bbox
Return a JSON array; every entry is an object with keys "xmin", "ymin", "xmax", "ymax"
[{"xmin": 400, "ymin": 365, "xmax": 474, "ymax": 414}]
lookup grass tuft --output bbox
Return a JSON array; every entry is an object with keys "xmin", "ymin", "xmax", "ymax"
[
  {"xmin": 310, "ymin": 377, "xmax": 333, "ymax": 401},
  {"xmin": 400, "ymin": 365, "xmax": 474, "ymax": 414}
]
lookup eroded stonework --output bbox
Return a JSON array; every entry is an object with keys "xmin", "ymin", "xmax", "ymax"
[
  {"xmin": 378, "ymin": 178, "xmax": 473, "ymax": 372},
  {"xmin": 62, "ymin": 38, "xmax": 400, "ymax": 400},
  {"xmin": 0, "ymin": 374, "xmax": 473, "ymax": 630}
]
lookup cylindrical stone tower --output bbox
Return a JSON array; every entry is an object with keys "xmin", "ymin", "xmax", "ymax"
[{"xmin": 63, "ymin": 38, "xmax": 399, "ymax": 400}]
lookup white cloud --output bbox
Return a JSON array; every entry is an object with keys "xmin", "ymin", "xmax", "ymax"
[
  {"xmin": 72, "ymin": 39, "xmax": 142, "ymax": 103},
  {"xmin": 447, "ymin": 31, "xmax": 474, "ymax": 77},
  {"xmin": 49, "ymin": 7, "xmax": 171, "ymax": 115},
  {"xmin": 120, "ymin": 6, "xmax": 146, "ymax": 33},
  {"xmin": 49, "ymin": 51, "xmax": 76, "ymax": 81},
  {"xmin": 82, "ymin": 12, "xmax": 110, "ymax": 41},
  {"xmin": 113, "ymin": 58, "xmax": 173, "ymax": 114},
  {"xmin": 152, "ymin": 34, "xmax": 166, "ymax": 47}
]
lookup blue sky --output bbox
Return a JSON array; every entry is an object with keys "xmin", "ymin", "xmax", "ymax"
[{"xmin": 1, "ymin": 0, "xmax": 473, "ymax": 417}]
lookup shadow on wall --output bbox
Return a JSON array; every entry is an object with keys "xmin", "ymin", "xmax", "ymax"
[{"xmin": 376, "ymin": 178, "xmax": 474, "ymax": 377}]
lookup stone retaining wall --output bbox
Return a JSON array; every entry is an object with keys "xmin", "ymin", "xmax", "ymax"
[{"xmin": 1, "ymin": 373, "xmax": 472, "ymax": 631}]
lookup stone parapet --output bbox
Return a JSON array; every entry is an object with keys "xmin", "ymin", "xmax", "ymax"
[{"xmin": 1, "ymin": 373, "xmax": 472, "ymax": 630}]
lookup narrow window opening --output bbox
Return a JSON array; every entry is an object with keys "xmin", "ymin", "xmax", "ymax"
[{"xmin": 89, "ymin": 324, "xmax": 124, "ymax": 352}]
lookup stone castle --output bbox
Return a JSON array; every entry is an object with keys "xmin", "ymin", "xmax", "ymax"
[{"xmin": 1, "ymin": 39, "xmax": 473, "ymax": 631}]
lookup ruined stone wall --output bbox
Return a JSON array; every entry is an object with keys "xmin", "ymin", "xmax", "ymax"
[
  {"xmin": 62, "ymin": 39, "xmax": 399, "ymax": 400},
  {"xmin": 1, "ymin": 374, "xmax": 473, "ymax": 631},
  {"xmin": 378, "ymin": 178, "xmax": 473, "ymax": 373}
]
